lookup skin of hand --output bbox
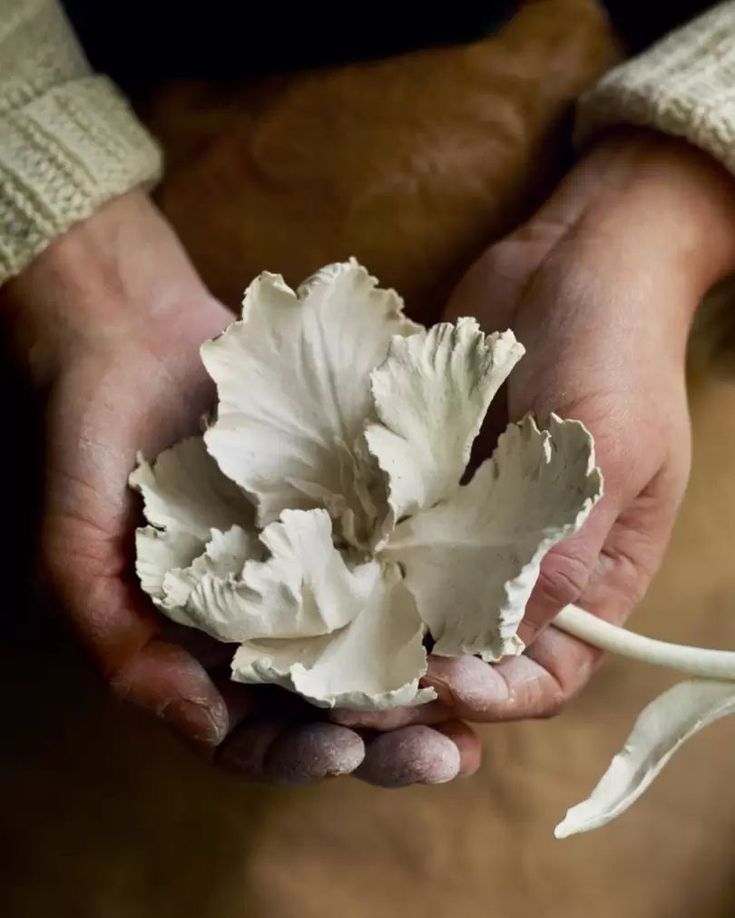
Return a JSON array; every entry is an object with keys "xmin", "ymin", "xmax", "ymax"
[
  {"xmin": 0, "ymin": 189, "xmax": 480, "ymax": 787},
  {"xmin": 335, "ymin": 128, "xmax": 735, "ymax": 736}
]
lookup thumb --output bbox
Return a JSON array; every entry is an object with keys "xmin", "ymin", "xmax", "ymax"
[{"xmin": 517, "ymin": 491, "xmax": 619, "ymax": 645}]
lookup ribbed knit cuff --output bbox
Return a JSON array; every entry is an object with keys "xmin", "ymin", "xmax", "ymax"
[
  {"xmin": 0, "ymin": 75, "xmax": 162, "ymax": 284},
  {"xmin": 575, "ymin": 2, "xmax": 735, "ymax": 174}
]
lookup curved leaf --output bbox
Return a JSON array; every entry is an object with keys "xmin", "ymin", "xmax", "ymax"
[{"xmin": 556, "ymin": 679, "xmax": 735, "ymax": 838}]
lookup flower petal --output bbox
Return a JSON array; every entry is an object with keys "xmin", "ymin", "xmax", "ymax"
[
  {"xmin": 555, "ymin": 679, "xmax": 735, "ymax": 838},
  {"xmin": 164, "ymin": 526, "xmax": 257, "ymax": 604},
  {"xmin": 141, "ymin": 525, "xmax": 259, "ymax": 638},
  {"xmin": 134, "ymin": 526, "xmax": 203, "ymax": 605},
  {"xmin": 163, "ymin": 509, "xmax": 376, "ymax": 644},
  {"xmin": 365, "ymin": 321, "xmax": 524, "ymax": 525},
  {"xmin": 233, "ymin": 508, "xmax": 377, "ymax": 639},
  {"xmin": 201, "ymin": 261, "xmax": 420, "ymax": 535},
  {"xmin": 130, "ymin": 436, "xmax": 253, "ymax": 540},
  {"xmin": 154, "ymin": 526, "xmax": 264, "ymax": 643},
  {"xmin": 130, "ymin": 437, "xmax": 256, "ymax": 612},
  {"xmin": 231, "ymin": 564, "xmax": 435, "ymax": 710},
  {"xmin": 383, "ymin": 415, "xmax": 602, "ymax": 660}
]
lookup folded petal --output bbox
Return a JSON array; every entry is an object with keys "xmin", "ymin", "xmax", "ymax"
[
  {"xmin": 137, "ymin": 524, "xmax": 259, "ymax": 637},
  {"xmin": 163, "ymin": 526, "xmax": 257, "ymax": 605},
  {"xmin": 365, "ymin": 321, "xmax": 523, "ymax": 526},
  {"xmin": 555, "ymin": 679, "xmax": 735, "ymax": 838},
  {"xmin": 134, "ymin": 526, "xmax": 203, "ymax": 606},
  {"xmin": 130, "ymin": 436, "xmax": 253, "ymax": 539},
  {"xmin": 160, "ymin": 509, "xmax": 377, "ymax": 644},
  {"xmin": 231, "ymin": 564, "xmax": 435, "ymax": 710},
  {"xmin": 201, "ymin": 261, "xmax": 420, "ymax": 535},
  {"xmin": 285, "ymin": 437, "xmax": 383, "ymax": 549},
  {"xmin": 383, "ymin": 415, "xmax": 602, "ymax": 660},
  {"xmin": 234, "ymin": 508, "xmax": 377, "ymax": 639},
  {"xmin": 130, "ymin": 437, "xmax": 256, "ymax": 611}
]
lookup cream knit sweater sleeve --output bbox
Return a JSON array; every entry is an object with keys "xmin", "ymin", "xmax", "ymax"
[
  {"xmin": 0, "ymin": 0, "xmax": 162, "ymax": 284},
  {"xmin": 576, "ymin": 2, "xmax": 735, "ymax": 171}
]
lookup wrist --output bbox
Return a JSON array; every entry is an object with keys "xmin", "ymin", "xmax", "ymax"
[
  {"xmin": 534, "ymin": 128, "xmax": 735, "ymax": 300},
  {"xmin": 0, "ymin": 191, "xmax": 218, "ymax": 382}
]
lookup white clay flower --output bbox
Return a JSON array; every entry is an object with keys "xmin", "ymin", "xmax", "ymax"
[{"xmin": 130, "ymin": 261, "xmax": 602, "ymax": 712}]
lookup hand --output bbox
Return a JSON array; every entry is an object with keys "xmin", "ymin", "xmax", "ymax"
[
  {"xmin": 2, "ymin": 190, "xmax": 479, "ymax": 786},
  {"xmin": 336, "ymin": 129, "xmax": 735, "ymax": 732}
]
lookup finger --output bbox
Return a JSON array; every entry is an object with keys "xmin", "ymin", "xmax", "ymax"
[
  {"xmin": 418, "ymin": 575, "xmax": 651, "ymax": 726},
  {"xmin": 586, "ymin": 459, "xmax": 688, "ymax": 617},
  {"xmin": 218, "ymin": 718, "xmax": 365, "ymax": 784},
  {"xmin": 519, "ymin": 401, "xmax": 689, "ymax": 644},
  {"xmin": 445, "ymin": 240, "xmax": 540, "ymax": 328},
  {"xmin": 42, "ymin": 544, "xmax": 230, "ymax": 747},
  {"xmin": 109, "ymin": 634, "xmax": 230, "ymax": 746},
  {"xmin": 355, "ymin": 723, "xmax": 469, "ymax": 787},
  {"xmin": 215, "ymin": 678, "xmax": 260, "ymax": 731},
  {"xmin": 425, "ymin": 646, "xmax": 569, "ymax": 723},
  {"xmin": 518, "ymin": 504, "xmax": 679, "ymax": 706},
  {"xmin": 434, "ymin": 720, "xmax": 482, "ymax": 777},
  {"xmin": 264, "ymin": 722, "xmax": 366, "ymax": 785},
  {"xmin": 217, "ymin": 718, "xmax": 284, "ymax": 777},
  {"xmin": 517, "ymin": 497, "xmax": 619, "ymax": 645},
  {"xmin": 422, "ymin": 654, "xmax": 510, "ymax": 720},
  {"xmin": 215, "ymin": 679, "xmax": 320, "ymax": 735},
  {"xmin": 470, "ymin": 617, "xmax": 611, "ymax": 723},
  {"xmin": 329, "ymin": 699, "xmax": 451, "ymax": 731},
  {"xmin": 467, "ymin": 554, "xmax": 663, "ymax": 725}
]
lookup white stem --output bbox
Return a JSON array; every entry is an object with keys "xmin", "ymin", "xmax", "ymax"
[{"xmin": 554, "ymin": 605, "xmax": 735, "ymax": 681}]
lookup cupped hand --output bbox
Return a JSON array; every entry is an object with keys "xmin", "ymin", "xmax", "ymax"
[
  {"xmin": 336, "ymin": 129, "xmax": 735, "ymax": 733},
  {"xmin": 2, "ymin": 190, "xmax": 479, "ymax": 786}
]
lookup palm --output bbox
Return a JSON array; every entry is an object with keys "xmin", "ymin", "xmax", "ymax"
[{"xmin": 41, "ymin": 302, "xmax": 235, "ymax": 731}]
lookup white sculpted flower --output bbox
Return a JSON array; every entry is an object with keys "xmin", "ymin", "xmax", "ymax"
[{"xmin": 130, "ymin": 261, "xmax": 602, "ymax": 711}]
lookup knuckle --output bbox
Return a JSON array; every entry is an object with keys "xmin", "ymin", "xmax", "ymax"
[{"xmin": 535, "ymin": 550, "xmax": 590, "ymax": 610}]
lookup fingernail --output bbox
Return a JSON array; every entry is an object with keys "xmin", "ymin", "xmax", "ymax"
[{"xmin": 163, "ymin": 699, "xmax": 227, "ymax": 745}]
